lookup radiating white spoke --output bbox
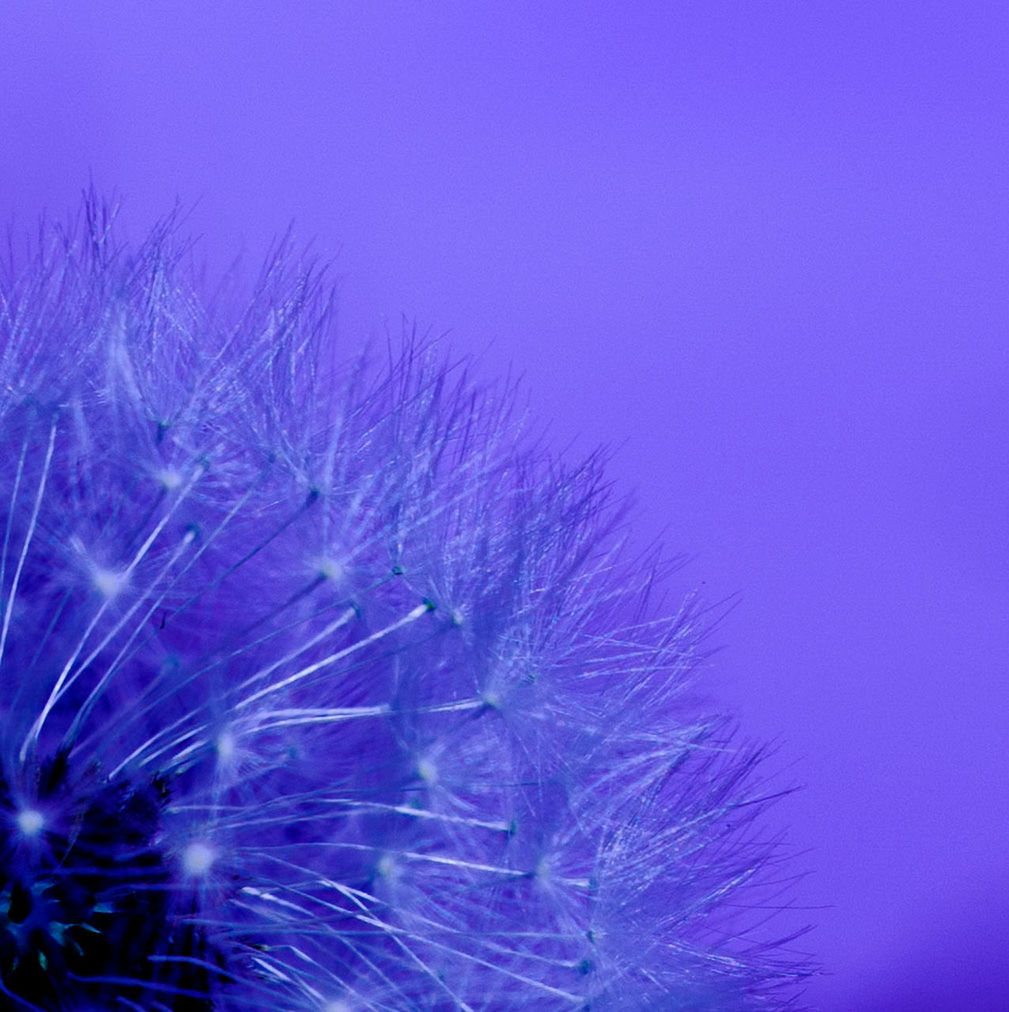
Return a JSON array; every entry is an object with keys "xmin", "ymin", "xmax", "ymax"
[
  {"xmin": 235, "ymin": 602, "xmax": 433, "ymax": 711},
  {"xmin": 19, "ymin": 462, "xmax": 206, "ymax": 761},
  {"xmin": 0, "ymin": 420, "xmax": 55, "ymax": 674}
]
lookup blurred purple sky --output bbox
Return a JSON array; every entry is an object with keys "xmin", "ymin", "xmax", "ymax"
[{"xmin": 2, "ymin": 4, "xmax": 1007, "ymax": 1008}]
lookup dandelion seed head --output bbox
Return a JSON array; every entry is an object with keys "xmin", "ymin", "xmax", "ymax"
[{"xmin": 0, "ymin": 196, "xmax": 812, "ymax": 1010}]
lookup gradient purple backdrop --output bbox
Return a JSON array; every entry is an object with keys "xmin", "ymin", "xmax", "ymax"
[{"xmin": 2, "ymin": 4, "xmax": 1006, "ymax": 1009}]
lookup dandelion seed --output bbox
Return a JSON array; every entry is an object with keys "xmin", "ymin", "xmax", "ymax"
[
  {"xmin": 93, "ymin": 566, "xmax": 128, "ymax": 599},
  {"xmin": 14, "ymin": 808, "xmax": 44, "ymax": 837},
  {"xmin": 0, "ymin": 195, "xmax": 812, "ymax": 1011},
  {"xmin": 182, "ymin": 841, "xmax": 218, "ymax": 877}
]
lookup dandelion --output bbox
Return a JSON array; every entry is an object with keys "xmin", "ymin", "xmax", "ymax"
[{"xmin": 0, "ymin": 197, "xmax": 809, "ymax": 1010}]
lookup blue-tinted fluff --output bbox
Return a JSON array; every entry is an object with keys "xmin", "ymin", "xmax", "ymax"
[{"xmin": 0, "ymin": 200, "xmax": 809, "ymax": 1010}]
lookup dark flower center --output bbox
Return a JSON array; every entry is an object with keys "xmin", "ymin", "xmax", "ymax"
[{"xmin": 0, "ymin": 753, "xmax": 223, "ymax": 1011}]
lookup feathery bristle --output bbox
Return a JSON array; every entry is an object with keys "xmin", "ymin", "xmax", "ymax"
[{"xmin": 0, "ymin": 197, "xmax": 809, "ymax": 1010}]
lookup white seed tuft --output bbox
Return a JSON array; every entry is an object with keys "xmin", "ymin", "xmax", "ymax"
[
  {"xmin": 182, "ymin": 841, "xmax": 217, "ymax": 877},
  {"xmin": 16, "ymin": 808, "xmax": 45, "ymax": 836},
  {"xmin": 93, "ymin": 567, "xmax": 128, "ymax": 599}
]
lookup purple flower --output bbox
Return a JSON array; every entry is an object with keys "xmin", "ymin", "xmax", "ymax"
[{"xmin": 0, "ymin": 199, "xmax": 809, "ymax": 1010}]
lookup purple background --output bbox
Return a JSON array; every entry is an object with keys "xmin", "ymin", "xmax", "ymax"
[{"xmin": 2, "ymin": 4, "xmax": 1006, "ymax": 1009}]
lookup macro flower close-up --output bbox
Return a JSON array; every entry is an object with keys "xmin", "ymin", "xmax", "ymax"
[
  {"xmin": 3, "ymin": 4, "xmax": 1006, "ymax": 1010},
  {"xmin": 0, "ymin": 203, "xmax": 805, "ymax": 1010}
]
